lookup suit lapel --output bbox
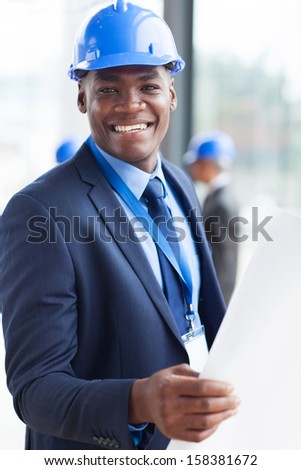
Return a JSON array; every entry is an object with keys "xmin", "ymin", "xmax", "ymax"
[{"xmin": 74, "ymin": 145, "xmax": 184, "ymax": 345}]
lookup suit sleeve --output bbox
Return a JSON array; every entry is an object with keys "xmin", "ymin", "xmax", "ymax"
[{"xmin": 1, "ymin": 193, "xmax": 135, "ymax": 449}]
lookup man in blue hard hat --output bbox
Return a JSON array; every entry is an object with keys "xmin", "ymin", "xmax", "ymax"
[
  {"xmin": 1, "ymin": 1, "xmax": 239, "ymax": 450},
  {"xmin": 185, "ymin": 130, "xmax": 239, "ymax": 305}
]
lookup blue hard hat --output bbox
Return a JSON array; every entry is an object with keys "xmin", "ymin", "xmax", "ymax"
[
  {"xmin": 56, "ymin": 139, "xmax": 79, "ymax": 163},
  {"xmin": 68, "ymin": 0, "xmax": 185, "ymax": 81},
  {"xmin": 184, "ymin": 131, "xmax": 236, "ymax": 165}
]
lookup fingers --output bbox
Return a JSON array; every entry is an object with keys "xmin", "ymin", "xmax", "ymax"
[
  {"xmin": 153, "ymin": 363, "xmax": 235, "ymax": 398},
  {"xmin": 171, "ymin": 376, "xmax": 234, "ymax": 398},
  {"xmin": 175, "ymin": 425, "xmax": 219, "ymax": 443},
  {"xmin": 155, "ymin": 391, "xmax": 239, "ymax": 441},
  {"xmin": 176, "ymin": 408, "xmax": 238, "ymax": 443},
  {"xmin": 159, "ymin": 405, "xmax": 239, "ymax": 443},
  {"xmin": 152, "ymin": 364, "xmax": 235, "ymax": 400},
  {"xmin": 182, "ymin": 407, "xmax": 238, "ymax": 431},
  {"xmin": 170, "ymin": 363, "xmax": 201, "ymax": 378},
  {"xmin": 174, "ymin": 394, "xmax": 240, "ymax": 414},
  {"xmin": 129, "ymin": 363, "xmax": 240, "ymax": 444}
]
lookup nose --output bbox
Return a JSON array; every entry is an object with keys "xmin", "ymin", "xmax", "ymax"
[{"xmin": 114, "ymin": 90, "xmax": 146, "ymax": 113}]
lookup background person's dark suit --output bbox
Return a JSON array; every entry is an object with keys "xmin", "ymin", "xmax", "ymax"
[
  {"xmin": 0, "ymin": 144, "xmax": 225, "ymax": 450},
  {"xmin": 202, "ymin": 182, "xmax": 239, "ymax": 306},
  {"xmin": 185, "ymin": 130, "xmax": 239, "ymax": 307}
]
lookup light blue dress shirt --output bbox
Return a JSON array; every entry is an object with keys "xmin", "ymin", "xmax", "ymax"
[{"xmin": 98, "ymin": 148, "xmax": 201, "ymax": 313}]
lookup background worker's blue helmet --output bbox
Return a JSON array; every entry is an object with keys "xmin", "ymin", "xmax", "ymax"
[
  {"xmin": 184, "ymin": 130, "xmax": 236, "ymax": 166},
  {"xmin": 68, "ymin": 0, "xmax": 185, "ymax": 81},
  {"xmin": 56, "ymin": 139, "xmax": 80, "ymax": 164}
]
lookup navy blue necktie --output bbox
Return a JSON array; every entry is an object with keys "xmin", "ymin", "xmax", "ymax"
[{"xmin": 142, "ymin": 177, "xmax": 188, "ymax": 335}]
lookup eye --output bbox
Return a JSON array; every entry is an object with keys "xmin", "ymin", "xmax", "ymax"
[
  {"xmin": 97, "ymin": 87, "xmax": 118, "ymax": 94},
  {"xmin": 141, "ymin": 85, "xmax": 160, "ymax": 92}
]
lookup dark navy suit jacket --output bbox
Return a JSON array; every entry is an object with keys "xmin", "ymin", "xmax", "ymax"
[{"xmin": 0, "ymin": 144, "xmax": 225, "ymax": 450}]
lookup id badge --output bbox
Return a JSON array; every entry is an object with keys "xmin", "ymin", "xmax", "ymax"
[{"xmin": 182, "ymin": 322, "xmax": 208, "ymax": 374}]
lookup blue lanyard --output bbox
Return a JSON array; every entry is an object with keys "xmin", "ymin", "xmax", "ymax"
[{"xmin": 86, "ymin": 136, "xmax": 196, "ymax": 321}]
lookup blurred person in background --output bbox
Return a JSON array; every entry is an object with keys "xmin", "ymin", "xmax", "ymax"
[
  {"xmin": 185, "ymin": 130, "xmax": 239, "ymax": 305},
  {"xmin": 1, "ymin": 1, "xmax": 239, "ymax": 450},
  {"xmin": 55, "ymin": 138, "xmax": 80, "ymax": 164}
]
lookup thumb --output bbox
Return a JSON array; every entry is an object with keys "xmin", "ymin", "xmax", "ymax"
[{"xmin": 170, "ymin": 363, "xmax": 200, "ymax": 378}]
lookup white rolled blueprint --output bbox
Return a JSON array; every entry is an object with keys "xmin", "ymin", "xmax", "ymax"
[{"xmin": 168, "ymin": 209, "xmax": 301, "ymax": 450}]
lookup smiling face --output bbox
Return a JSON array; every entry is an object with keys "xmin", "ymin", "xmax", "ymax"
[{"xmin": 77, "ymin": 65, "xmax": 177, "ymax": 173}]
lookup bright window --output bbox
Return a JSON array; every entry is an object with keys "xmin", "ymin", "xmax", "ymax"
[{"xmin": 192, "ymin": 0, "xmax": 301, "ymax": 214}]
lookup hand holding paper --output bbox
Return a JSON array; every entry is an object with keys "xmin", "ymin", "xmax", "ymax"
[{"xmin": 129, "ymin": 363, "xmax": 239, "ymax": 442}]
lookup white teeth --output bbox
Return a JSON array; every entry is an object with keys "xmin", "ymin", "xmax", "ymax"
[{"xmin": 114, "ymin": 123, "xmax": 148, "ymax": 133}]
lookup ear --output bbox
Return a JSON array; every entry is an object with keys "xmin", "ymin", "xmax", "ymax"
[
  {"xmin": 77, "ymin": 82, "xmax": 87, "ymax": 114},
  {"xmin": 169, "ymin": 78, "xmax": 177, "ymax": 111}
]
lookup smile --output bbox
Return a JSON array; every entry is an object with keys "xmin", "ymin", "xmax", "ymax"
[{"xmin": 113, "ymin": 123, "xmax": 149, "ymax": 133}]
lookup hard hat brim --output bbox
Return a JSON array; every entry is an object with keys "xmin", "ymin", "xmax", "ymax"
[{"xmin": 69, "ymin": 52, "xmax": 185, "ymax": 80}]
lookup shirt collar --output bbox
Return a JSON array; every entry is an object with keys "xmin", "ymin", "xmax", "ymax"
[{"xmin": 96, "ymin": 146, "xmax": 167, "ymax": 200}]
